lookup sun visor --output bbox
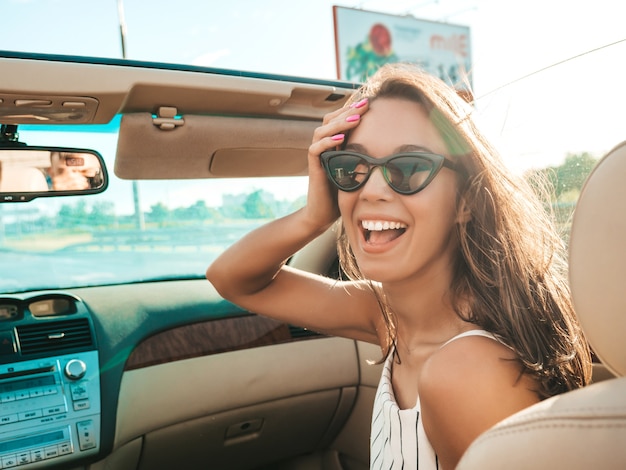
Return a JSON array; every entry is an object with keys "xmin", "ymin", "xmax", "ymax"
[{"xmin": 115, "ymin": 113, "xmax": 316, "ymax": 179}]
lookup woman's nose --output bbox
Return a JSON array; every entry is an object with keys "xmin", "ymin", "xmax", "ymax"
[{"xmin": 359, "ymin": 166, "xmax": 393, "ymax": 200}]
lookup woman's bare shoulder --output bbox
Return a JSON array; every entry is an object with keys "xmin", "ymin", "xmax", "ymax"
[
  {"xmin": 419, "ymin": 332, "xmax": 532, "ymax": 400},
  {"xmin": 417, "ymin": 332, "xmax": 539, "ymax": 469}
]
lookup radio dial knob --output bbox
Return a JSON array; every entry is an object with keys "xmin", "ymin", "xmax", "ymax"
[{"xmin": 65, "ymin": 359, "xmax": 87, "ymax": 380}]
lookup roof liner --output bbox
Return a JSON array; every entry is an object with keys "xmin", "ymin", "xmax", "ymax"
[{"xmin": 0, "ymin": 54, "xmax": 356, "ymax": 124}]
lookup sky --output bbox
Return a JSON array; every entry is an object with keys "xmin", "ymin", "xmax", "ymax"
[
  {"xmin": 3, "ymin": 0, "xmax": 623, "ymax": 84},
  {"xmin": 2, "ymin": 0, "xmax": 626, "ymax": 209}
]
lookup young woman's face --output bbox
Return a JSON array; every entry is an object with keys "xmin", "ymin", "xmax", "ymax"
[{"xmin": 338, "ymin": 97, "xmax": 462, "ymax": 285}]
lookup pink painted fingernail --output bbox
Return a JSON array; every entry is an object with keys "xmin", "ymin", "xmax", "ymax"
[
  {"xmin": 346, "ymin": 114, "xmax": 360, "ymax": 123},
  {"xmin": 353, "ymin": 98, "xmax": 368, "ymax": 108},
  {"xmin": 331, "ymin": 134, "xmax": 345, "ymax": 141}
]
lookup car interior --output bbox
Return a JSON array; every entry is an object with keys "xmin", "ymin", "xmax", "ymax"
[
  {"xmin": 0, "ymin": 52, "xmax": 384, "ymax": 470},
  {"xmin": 0, "ymin": 51, "xmax": 620, "ymax": 470}
]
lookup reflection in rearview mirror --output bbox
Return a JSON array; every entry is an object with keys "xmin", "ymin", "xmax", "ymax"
[{"xmin": 0, "ymin": 147, "xmax": 107, "ymax": 202}]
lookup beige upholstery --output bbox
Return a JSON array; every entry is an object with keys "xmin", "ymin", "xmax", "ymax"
[
  {"xmin": 457, "ymin": 141, "xmax": 626, "ymax": 469},
  {"xmin": 0, "ymin": 166, "xmax": 48, "ymax": 191}
]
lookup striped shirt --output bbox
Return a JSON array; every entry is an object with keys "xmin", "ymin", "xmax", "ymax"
[{"xmin": 370, "ymin": 330, "xmax": 497, "ymax": 470}]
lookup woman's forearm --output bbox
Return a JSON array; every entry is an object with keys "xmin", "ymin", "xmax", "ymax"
[{"xmin": 206, "ymin": 207, "xmax": 333, "ymax": 301}]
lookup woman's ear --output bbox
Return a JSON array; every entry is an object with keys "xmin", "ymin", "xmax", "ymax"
[{"xmin": 456, "ymin": 197, "xmax": 472, "ymax": 224}]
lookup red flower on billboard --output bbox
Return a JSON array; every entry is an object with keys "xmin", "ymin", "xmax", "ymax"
[
  {"xmin": 369, "ymin": 23, "xmax": 392, "ymax": 56},
  {"xmin": 346, "ymin": 22, "xmax": 398, "ymax": 82}
]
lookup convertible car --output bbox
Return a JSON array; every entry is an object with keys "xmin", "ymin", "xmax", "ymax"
[{"xmin": 0, "ymin": 48, "xmax": 624, "ymax": 470}]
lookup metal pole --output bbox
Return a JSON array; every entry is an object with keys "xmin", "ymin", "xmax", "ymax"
[{"xmin": 117, "ymin": 0, "xmax": 145, "ymax": 230}]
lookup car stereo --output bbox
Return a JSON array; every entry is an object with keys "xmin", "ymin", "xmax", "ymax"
[
  {"xmin": 0, "ymin": 351, "xmax": 100, "ymax": 468},
  {"xmin": 0, "ymin": 295, "xmax": 101, "ymax": 469}
]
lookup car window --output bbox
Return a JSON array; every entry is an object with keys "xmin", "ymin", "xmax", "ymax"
[{"xmin": 2, "ymin": 0, "xmax": 625, "ymax": 293}]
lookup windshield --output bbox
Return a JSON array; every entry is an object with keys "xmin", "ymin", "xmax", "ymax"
[
  {"xmin": 1, "ymin": 0, "xmax": 625, "ymax": 293},
  {"xmin": 0, "ymin": 120, "xmax": 307, "ymax": 292}
]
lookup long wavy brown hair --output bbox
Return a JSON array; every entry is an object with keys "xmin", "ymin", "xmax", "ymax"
[{"xmin": 336, "ymin": 63, "xmax": 592, "ymax": 399}]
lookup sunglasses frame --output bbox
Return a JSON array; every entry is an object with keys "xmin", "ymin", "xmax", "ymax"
[{"xmin": 320, "ymin": 150, "xmax": 461, "ymax": 195}]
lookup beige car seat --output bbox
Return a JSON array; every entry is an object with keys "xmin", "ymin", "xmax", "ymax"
[
  {"xmin": 0, "ymin": 165, "xmax": 49, "ymax": 192},
  {"xmin": 456, "ymin": 141, "xmax": 626, "ymax": 469}
]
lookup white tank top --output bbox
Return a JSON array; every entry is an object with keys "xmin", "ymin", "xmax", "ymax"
[{"xmin": 370, "ymin": 330, "xmax": 497, "ymax": 470}]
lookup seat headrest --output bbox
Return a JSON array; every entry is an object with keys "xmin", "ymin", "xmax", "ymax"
[
  {"xmin": 569, "ymin": 141, "xmax": 626, "ymax": 377},
  {"xmin": 0, "ymin": 166, "xmax": 49, "ymax": 192}
]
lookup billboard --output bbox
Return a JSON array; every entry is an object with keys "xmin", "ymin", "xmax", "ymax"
[{"xmin": 333, "ymin": 6, "xmax": 472, "ymax": 95}]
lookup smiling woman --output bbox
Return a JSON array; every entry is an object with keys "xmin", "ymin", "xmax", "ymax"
[{"xmin": 206, "ymin": 63, "xmax": 592, "ymax": 469}]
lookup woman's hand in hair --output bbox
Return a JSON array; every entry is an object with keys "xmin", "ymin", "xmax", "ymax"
[{"xmin": 302, "ymin": 98, "xmax": 369, "ymax": 233}]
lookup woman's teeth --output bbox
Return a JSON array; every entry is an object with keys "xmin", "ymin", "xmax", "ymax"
[{"xmin": 361, "ymin": 220, "xmax": 407, "ymax": 231}]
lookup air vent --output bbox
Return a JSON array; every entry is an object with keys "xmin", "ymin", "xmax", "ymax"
[
  {"xmin": 17, "ymin": 318, "xmax": 94, "ymax": 355},
  {"xmin": 288, "ymin": 325, "xmax": 322, "ymax": 340}
]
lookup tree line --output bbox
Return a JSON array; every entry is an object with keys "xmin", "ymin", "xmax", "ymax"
[{"xmin": 2, "ymin": 189, "xmax": 306, "ymax": 235}]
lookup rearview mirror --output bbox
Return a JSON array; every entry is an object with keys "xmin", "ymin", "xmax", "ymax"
[{"xmin": 0, "ymin": 147, "xmax": 108, "ymax": 202}]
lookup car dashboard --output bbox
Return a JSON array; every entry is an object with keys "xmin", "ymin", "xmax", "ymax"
[{"xmin": 0, "ymin": 274, "xmax": 380, "ymax": 470}]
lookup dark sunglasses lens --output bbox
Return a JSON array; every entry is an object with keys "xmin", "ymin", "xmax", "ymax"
[
  {"xmin": 327, "ymin": 154, "xmax": 369, "ymax": 189},
  {"xmin": 385, "ymin": 156, "xmax": 436, "ymax": 193}
]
